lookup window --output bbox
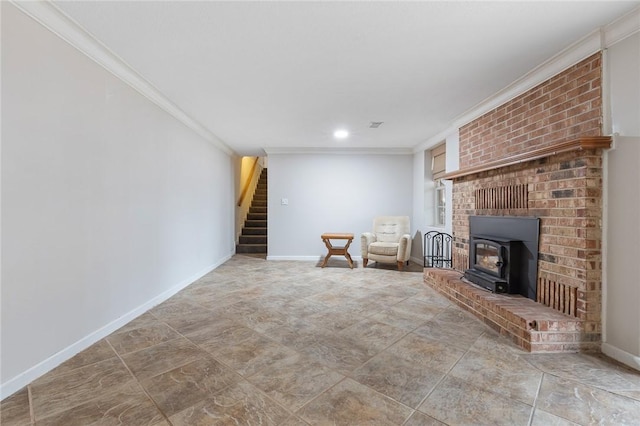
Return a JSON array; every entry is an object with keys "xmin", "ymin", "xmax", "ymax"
[
  {"xmin": 431, "ymin": 143, "xmax": 447, "ymax": 227},
  {"xmin": 435, "ymin": 180, "xmax": 446, "ymax": 227}
]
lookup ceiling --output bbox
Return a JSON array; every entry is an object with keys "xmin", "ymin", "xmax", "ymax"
[{"xmin": 54, "ymin": 1, "xmax": 639, "ymax": 156}]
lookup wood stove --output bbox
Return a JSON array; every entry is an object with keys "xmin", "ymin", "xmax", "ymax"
[
  {"xmin": 463, "ymin": 216, "xmax": 540, "ymax": 300},
  {"xmin": 465, "ymin": 236, "xmax": 521, "ymax": 294}
]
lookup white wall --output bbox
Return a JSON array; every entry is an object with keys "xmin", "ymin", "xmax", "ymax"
[
  {"xmin": 609, "ymin": 33, "xmax": 640, "ymax": 137},
  {"xmin": 602, "ymin": 31, "xmax": 640, "ymax": 370},
  {"xmin": 267, "ymin": 153, "xmax": 413, "ymax": 260},
  {"xmin": 1, "ymin": 3, "xmax": 235, "ymax": 397},
  {"xmin": 411, "ymin": 151, "xmax": 426, "ymax": 262}
]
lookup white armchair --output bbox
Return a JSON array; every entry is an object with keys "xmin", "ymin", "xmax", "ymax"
[{"xmin": 361, "ymin": 216, "xmax": 412, "ymax": 270}]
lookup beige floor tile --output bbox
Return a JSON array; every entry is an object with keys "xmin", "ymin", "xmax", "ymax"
[
  {"xmin": 169, "ymin": 380, "xmax": 290, "ymax": 425},
  {"xmin": 448, "ymin": 349, "xmax": 543, "ymax": 405},
  {"xmin": 523, "ymin": 352, "xmax": 640, "ymax": 392},
  {"xmin": 107, "ymin": 322, "xmax": 181, "ymax": 355},
  {"xmin": 211, "ymin": 333, "xmax": 299, "ymax": 377},
  {"xmin": 30, "ymin": 357, "xmax": 132, "ymax": 420},
  {"xmin": 403, "ymin": 410, "xmax": 447, "ymax": 426},
  {"xmin": 297, "ymin": 378, "xmax": 413, "ymax": 425},
  {"xmin": 141, "ymin": 358, "xmax": 240, "ymax": 418},
  {"xmin": 7, "ymin": 256, "xmax": 640, "ymax": 425},
  {"xmin": 0, "ymin": 387, "xmax": 31, "ymax": 426},
  {"xmin": 45, "ymin": 339, "xmax": 117, "ymax": 378},
  {"xmin": 279, "ymin": 298, "xmax": 328, "ymax": 319},
  {"xmin": 305, "ymin": 286, "xmax": 364, "ymax": 307},
  {"xmin": 536, "ymin": 373, "xmax": 640, "ymax": 425},
  {"xmin": 305, "ymin": 307, "xmax": 364, "ymax": 332},
  {"xmin": 390, "ymin": 298, "xmax": 446, "ymax": 321},
  {"xmin": 338, "ymin": 318, "xmax": 407, "ymax": 357},
  {"xmin": 257, "ymin": 318, "xmax": 320, "ymax": 348},
  {"xmin": 36, "ymin": 381, "xmax": 165, "ymax": 426},
  {"xmin": 250, "ymin": 351, "xmax": 344, "ymax": 411},
  {"xmin": 150, "ymin": 300, "xmax": 227, "ymax": 335},
  {"xmin": 280, "ymin": 415, "xmax": 311, "ymax": 425},
  {"xmin": 468, "ymin": 330, "xmax": 529, "ymax": 361},
  {"xmin": 183, "ymin": 318, "xmax": 250, "ymax": 351},
  {"xmin": 384, "ymin": 333, "xmax": 466, "ymax": 374},
  {"xmin": 369, "ymin": 306, "xmax": 432, "ymax": 332},
  {"xmin": 221, "ymin": 300, "xmax": 289, "ymax": 333},
  {"xmin": 120, "ymin": 337, "xmax": 206, "ymax": 381},
  {"xmin": 351, "ymin": 351, "xmax": 445, "ymax": 408},
  {"xmin": 287, "ymin": 330, "xmax": 372, "ymax": 375},
  {"xmin": 411, "ymin": 288, "xmax": 452, "ymax": 307},
  {"xmin": 530, "ymin": 408, "xmax": 580, "ymax": 426},
  {"xmin": 613, "ymin": 389, "xmax": 640, "ymax": 401},
  {"xmin": 418, "ymin": 375, "xmax": 533, "ymax": 425},
  {"xmin": 112, "ymin": 312, "xmax": 160, "ymax": 334},
  {"xmin": 412, "ymin": 307, "xmax": 487, "ymax": 350}
]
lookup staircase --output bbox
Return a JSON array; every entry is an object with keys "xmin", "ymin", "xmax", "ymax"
[{"xmin": 236, "ymin": 168, "xmax": 267, "ymax": 255}]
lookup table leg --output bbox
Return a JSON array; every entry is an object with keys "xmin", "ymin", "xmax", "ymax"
[
  {"xmin": 321, "ymin": 238, "xmax": 332, "ymax": 267},
  {"xmin": 344, "ymin": 238, "xmax": 354, "ymax": 269}
]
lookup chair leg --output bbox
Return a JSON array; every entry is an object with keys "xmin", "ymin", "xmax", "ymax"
[
  {"xmin": 397, "ymin": 261, "xmax": 403, "ymax": 270},
  {"xmin": 363, "ymin": 258, "xmax": 368, "ymax": 267}
]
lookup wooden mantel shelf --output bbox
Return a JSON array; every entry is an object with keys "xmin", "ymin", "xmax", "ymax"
[{"xmin": 444, "ymin": 136, "xmax": 612, "ymax": 180}]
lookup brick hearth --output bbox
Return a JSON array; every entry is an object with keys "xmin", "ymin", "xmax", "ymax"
[{"xmin": 425, "ymin": 269, "xmax": 585, "ymax": 352}]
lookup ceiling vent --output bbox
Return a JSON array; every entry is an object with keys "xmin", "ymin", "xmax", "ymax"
[{"xmin": 369, "ymin": 121, "xmax": 384, "ymax": 128}]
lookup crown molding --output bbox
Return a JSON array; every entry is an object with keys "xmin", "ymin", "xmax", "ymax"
[
  {"xmin": 604, "ymin": 6, "xmax": 640, "ymax": 46},
  {"xmin": 264, "ymin": 147, "xmax": 414, "ymax": 156},
  {"xmin": 415, "ymin": 6, "xmax": 640, "ymax": 154},
  {"xmin": 9, "ymin": 0, "xmax": 235, "ymax": 156}
]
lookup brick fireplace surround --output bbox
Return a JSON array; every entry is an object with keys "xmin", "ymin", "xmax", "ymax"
[{"xmin": 424, "ymin": 52, "xmax": 611, "ymax": 353}]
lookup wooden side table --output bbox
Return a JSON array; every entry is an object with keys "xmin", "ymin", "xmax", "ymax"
[{"xmin": 321, "ymin": 233, "xmax": 354, "ymax": 269}]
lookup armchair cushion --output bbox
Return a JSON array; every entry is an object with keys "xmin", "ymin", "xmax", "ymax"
[{"xmin": 369, "ymin": 242, "xmax": 401, "ymax": 256}]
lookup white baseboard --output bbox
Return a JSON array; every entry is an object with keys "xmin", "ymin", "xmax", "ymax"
[
  {"xmin": 0, "ymin": 254, "xmax": 231, "ymax": 400},
  {"xmin": 602, "ymin": 343, "xmax": 640, "ymax": 372},
  {"xmin": 410, "ymin": 256, "xmax": 424, "ymax": 266}
]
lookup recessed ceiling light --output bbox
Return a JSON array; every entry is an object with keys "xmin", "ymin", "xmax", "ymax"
[{"xmin": 333, "ymin": 129, "xmax": 349, "ymax": 139}]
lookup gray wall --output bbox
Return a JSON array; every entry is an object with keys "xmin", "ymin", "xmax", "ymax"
[
  {"xmin": 603, "ymin": 31, "xmax": 640, "ymax": 369},
  {"xmin": 1, "ymin": 3, "xmax": 235, "ymax": 396},
  {"xmin": 267, "ymin": 153, "xmax": 413, "ymax": 261}
]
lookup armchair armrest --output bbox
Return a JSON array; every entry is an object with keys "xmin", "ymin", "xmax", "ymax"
[
  {"xmin": 361, "ymin": 232, "xmax": 376, "ymax": 258},
  {"xmin": 396, "ymin": 234, "xmax": 412, "ymax": 262}
]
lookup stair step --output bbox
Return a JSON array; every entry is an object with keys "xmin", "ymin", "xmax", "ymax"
[
  {"xmin": 246, "ymin": 220, "xmax": 267, "ymax": 227},
  {"xmin": 247, "ymin": 213, "xmax": 267, "ymax": 221},
  {"xmin": 239, "ymin": 235, "xmax": 267, "ymax": 244},
  {"xmin": 236, "ymin": 168, "xmax": 267, "ymax": 256},
  {"xmin": 242, "ymin": 227, "xmax": 267, "ymax": 235},
  {"xmin": 236, "ymin": 244, "xmax": 267, "ymax": 254}
]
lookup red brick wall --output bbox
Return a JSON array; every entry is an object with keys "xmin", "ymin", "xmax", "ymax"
[
  {"xmin": 459, "ymin": 53, "xmax": 602, "ymax": 169},
  {"xmin": 449, "ymin": 52, "xmax": 605, "ymax": 350}
]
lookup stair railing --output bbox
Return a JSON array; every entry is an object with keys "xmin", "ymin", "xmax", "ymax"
[{"xmin": 237, "ymin": 156, "xmax": 260, "ymax": 207}]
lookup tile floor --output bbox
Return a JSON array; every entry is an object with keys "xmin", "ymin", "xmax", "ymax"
[{"xmin": 3, "ymin": 255, "xmax": 640, "ymax": 425}]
